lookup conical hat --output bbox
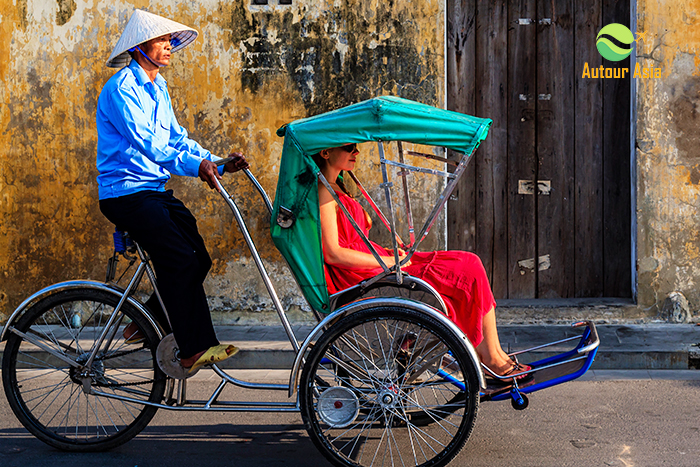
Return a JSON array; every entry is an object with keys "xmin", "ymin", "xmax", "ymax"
[{"xmin": 106, "ymin": 10, "xmax": 198, "ymax": 68}]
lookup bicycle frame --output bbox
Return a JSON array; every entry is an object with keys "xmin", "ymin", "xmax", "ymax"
[{"xmin": 1, "ymin": 150, "xmax": 598, "ymax": 418}]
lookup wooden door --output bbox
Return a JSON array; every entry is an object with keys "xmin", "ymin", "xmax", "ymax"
[{"xmin": 447, "ymin": 0, "xmax": 631, "ymax": 299}]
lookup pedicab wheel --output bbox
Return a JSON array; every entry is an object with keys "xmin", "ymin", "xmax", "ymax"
[
  {"xmin": 1, "ymin": 288, "xmax": 167, "ymax": 451},
  {"xmin": 300, "ymin": 306, "xmax": 479, "ymax": 467},
  {"xmin": 511, "ymin": 393, "xmax": 529, "ymax": 411}
]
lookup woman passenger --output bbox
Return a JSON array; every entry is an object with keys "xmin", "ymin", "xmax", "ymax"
[{"xmin": 314, "ymin": 143, "xmax": 529, "ymax": 382}]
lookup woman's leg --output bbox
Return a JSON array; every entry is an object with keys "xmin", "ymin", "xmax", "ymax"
[{"xmin": 474, "ymin": 307, "xmax": 514, "ymax": 374}]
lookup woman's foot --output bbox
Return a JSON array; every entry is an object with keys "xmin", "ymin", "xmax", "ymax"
[
  {"xmin": 484, "ymin": 362, "xmax": 532, "ymax": 385},
  {"xmin": 180, "ymin": 344, "xmax": 239, "ymax": 374}
]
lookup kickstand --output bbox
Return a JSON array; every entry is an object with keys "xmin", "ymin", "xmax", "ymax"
[
  {"xmin": 176, "ymin": 378, "xmax": 188, "ymax": 406},
  {"xmin": 509, "ymin": 385, "xmax": 529, "ymax": 410}
]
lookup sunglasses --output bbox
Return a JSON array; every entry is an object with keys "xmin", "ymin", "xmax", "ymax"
[{"xmin": 339, "ymin": 143, "xmax": 357, "ymax": 153}]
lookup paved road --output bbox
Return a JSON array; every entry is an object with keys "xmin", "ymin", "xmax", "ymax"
[{"xmin": 1, "ymin": 370, "xmax": 699, "ymax": 467}]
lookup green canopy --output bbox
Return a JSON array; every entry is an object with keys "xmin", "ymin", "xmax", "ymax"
[{"xmin": 271, "ymin": 96, "xmax": 492, "ymax": 313}]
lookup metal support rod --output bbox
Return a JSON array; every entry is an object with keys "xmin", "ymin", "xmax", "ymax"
[
  {"xmin": 212, "ymin": 364, "xmax": 289, "ymax": 391},
  {"xmin": 177, "ymin": 378, "xmax": 187, "ymax": 406},
  {"xmin": 91, "ymin": 389, "xmax": 300, "ymax": 412},
  {"xmin": 318, "ymin": 173, "xmax": 391, "ymax": 274},
  {"xmin": 396, "ymin": 142, "xmax": 416, "ymax": 247},
  {"xmin": 378, "ymin": 142, "xmax": 402, "ymax": 284},
  {"xmin": 507, "ymin": 335, "xmax": 580, "ymax": 357},
  {"xmin": 205, "ymin": 379, "xmax": 227, "ymax": 408},
  {"xmin": 138, "ymin": 243, "xmax": 172, "ymax": 330},
  {"xmin": 7, "ymin": 327, "xmax": 79, "ymax": 368},
  {"xmin": 406, "ymin": 150, "xmax": 474, "ymax": 256},
  {"xmin": 215, "ymin": 179, "xmax": 300, "ymax": 353},
  {"xmin": 382, "ymin": 158, "xmax": 457, "ymax": 179},
  {"xmin": 84, "ymin": 261, "xmax": 148, "ymax": 369},
  {"xmin": 404, "ymin": 149, "xmax": 460, "ymax": 167},
  {"xmin": 346, "ymin": 170, "xmax": 405, "ymax": 248},
  {"xmin": 242, "ymin": 168, "xmax": 273, "ymax": 215}
]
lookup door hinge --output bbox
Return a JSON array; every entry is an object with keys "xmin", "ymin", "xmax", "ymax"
[
  {"xmin": 517, "ymin": 254, "xmax": 551, "ymax": 275},
  {"xmin": 518, "ymin": 180, "xmax": 551, "ymax": 195}
]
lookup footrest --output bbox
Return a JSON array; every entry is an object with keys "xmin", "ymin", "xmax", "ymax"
[{"xmin": 482, "ymin": 321, "xmax": 600, "ymax": 401}]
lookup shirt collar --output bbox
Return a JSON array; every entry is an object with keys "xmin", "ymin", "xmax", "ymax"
[{"xmin": 128, "ymin": 59, "xmax": 167, "ymax": 90}]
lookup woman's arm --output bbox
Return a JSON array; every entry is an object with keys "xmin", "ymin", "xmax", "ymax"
[{"xmin": 319, "ymin": 185, "xmax": 407, "ymax": 269}]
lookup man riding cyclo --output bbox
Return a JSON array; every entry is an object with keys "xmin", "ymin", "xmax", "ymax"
[{"xmin": 96, "ymin": 10, "xmax": 248, "ymax": 373}]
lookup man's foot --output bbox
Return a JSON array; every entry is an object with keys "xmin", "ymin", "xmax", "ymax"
[
  {"xmin": 181, "ymin": 344, "xmax": 239, "ymax": 374},
  {"xmin": 123, "ymin": 322, "xmax": 145, "ymax": 344}
]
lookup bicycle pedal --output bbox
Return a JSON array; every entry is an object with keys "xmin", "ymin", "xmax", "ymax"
[{"xmin": 156, "ymin": 334, "xmax": 200, "ymax": 379}]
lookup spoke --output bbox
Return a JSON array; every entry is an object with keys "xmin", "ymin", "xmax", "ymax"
[
  {"xmin": 37, "ymin": 379, "xmax": 75, "ymax": 427},
  {"xmin": 56, "ymin": 383, "xmax": 81, "ymax": 438},
  {"xmin": 21, "ymin": 378, "xmax": 72, "ymax": 403},
  {"xmin": 337, "ymin": 332, "xmax": 386, "ymax": 381},
  {"xmin": 368, "ymin": 416, "xmax": 390, "ymax": 467},
  {"xmin": 104, "ymin": 386, "xmax": 141, "ymax": 419},
  {"xmin": 386, "ymin": 412, "xmax": 408, "ymax": 467},
  {"xmin": 87, "ymin": 394, "xmax": 113, "ymax": 437},
  {"xmin": 16, "ymin": 351, "xmax": 70, "ymax": 372},
  {"xmin": 53, "ymin": 305, "xmax": 80, "ymax": 354},
  {"xmin": 400, "ymin": 402, "xmax": 426, "ymax": 465},
  {"xmin": 389, "ymin": 409, "xmax": 446, "ymax": 450},
  {"xmin": 102, "ymin": 394, "xmax": 130, "ymax": 428}
]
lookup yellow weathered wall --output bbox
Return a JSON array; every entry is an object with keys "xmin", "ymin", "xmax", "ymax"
[
  {"xmin": 0, "ymin": 0, "xmax": 445, "ymax": 323},
  {"xmin": 636, "ymin": 0, "xmax": 700, "ymax": 313}
]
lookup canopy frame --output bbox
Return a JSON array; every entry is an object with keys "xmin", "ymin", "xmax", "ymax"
[{"xmin": 320, "ymin": 140, "xmax": 476, "ymax": 290}]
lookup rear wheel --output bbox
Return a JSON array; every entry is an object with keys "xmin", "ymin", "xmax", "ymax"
[
  {"xmin": 2, "ymin": 288, "xmax": 166, "ymax": 451},
  {"xmin": 300, "ymin": 306, "xmax": 479, "ymax": 467}
]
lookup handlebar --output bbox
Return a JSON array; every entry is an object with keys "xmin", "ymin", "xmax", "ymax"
[
  {"xmin": 214, "ymin": 156, "xmax": 235, "ymax": 167},
  {"xmin": 572, "ymin": 321, "xmax": 600, "ymax": 355}
]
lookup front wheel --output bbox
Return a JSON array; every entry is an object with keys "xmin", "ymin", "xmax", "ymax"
[
  {"xmin": 2, "ymin": 288, "xmax": 166, "ymax": 451},
  {"xmin": 299, "ymin": 306, "xmax": 480, "ymax": 467}
]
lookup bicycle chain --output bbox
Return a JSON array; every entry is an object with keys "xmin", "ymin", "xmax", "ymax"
[{"xmin": 91, "ymin": 345, "xmax": 168, "ymax": 388}]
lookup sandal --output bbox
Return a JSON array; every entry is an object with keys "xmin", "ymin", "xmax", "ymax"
[
  {"xmin": 123, "ymin": 322, "xmax": 145, "ymax": 345},
  {"xmin": 182, "ymin": 344, "xmax": 239, "ymax": 374},
  {"xmin": 484, "ymin": 362, "xmax": 533, "ymax": 386}
]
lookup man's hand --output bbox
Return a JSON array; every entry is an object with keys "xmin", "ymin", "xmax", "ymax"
[
  {"xmin": 198, "ymin": 159, "xmax": 222, "ymax": 191},
  {"xmin": 223, "ymin": 152, "xmax": 249, "ymax": 173},
  {"xmin": 199, "ymin": 153, "xmax": 249, "ymax": 191}
]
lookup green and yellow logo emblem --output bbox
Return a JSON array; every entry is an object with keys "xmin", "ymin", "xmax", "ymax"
[{"xmin": 596, "ymin": 23, "xmax": 635, "ymax": 61}]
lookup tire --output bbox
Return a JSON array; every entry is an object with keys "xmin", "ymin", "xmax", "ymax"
[
  {"xmin": 300, "ymin": 306, "xmax": 479, "ymax": 467},
  {"xmin": 2, "ymin": 288, "xmax": 166, "ymax": 451}
]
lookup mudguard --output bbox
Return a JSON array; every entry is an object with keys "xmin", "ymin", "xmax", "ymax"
[{"xmin": 0, "ymin": 280, "xmax": 165, "ymax": 342}]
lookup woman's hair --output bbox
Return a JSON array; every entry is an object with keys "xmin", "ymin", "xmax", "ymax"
[{"xmin": 311, "ymin": 152, "xmax": 353, "ymax": 197}]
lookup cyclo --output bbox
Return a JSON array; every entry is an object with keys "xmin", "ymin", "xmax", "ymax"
[{"xmin": 1, "ymin": 96, "xmax": 599, "ymax": 467}]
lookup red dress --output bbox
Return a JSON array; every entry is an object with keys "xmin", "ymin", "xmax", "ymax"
[{"xmin": 324, "ymin": 191, "xmax": 496, "ymax": 346}]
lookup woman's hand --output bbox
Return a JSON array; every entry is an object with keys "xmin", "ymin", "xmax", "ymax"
[{"xmin": 395, "ymin": 249, "xmax": 411, "ymax": 268}]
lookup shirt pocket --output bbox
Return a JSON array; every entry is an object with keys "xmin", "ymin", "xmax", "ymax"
[{"xmin": 153, "ymin": 119, "xmax": 170, "ymax": 145}]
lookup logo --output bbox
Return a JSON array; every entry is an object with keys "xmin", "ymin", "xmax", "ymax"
[
  {"xmin": 582, "ymin": 23, "xmax": 660, "ymax": 80},
  {"xmin": 596, "ymin": 23, "xmax": 635, "ymax": 61}
]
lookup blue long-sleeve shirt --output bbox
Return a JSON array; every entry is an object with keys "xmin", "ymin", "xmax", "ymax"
[{"xmin": 96, "ymin": 60, "xmax": 222, "ymax": 199}]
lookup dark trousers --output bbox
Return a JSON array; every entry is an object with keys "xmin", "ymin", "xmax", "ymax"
[{"xmin": 100, "ymin": 190, "xmax": 219, "ymax": 359}]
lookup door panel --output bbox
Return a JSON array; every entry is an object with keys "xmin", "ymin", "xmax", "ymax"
[{"xmin": 447, "ymin": 0, "xmax": 631, "ymax": 299}]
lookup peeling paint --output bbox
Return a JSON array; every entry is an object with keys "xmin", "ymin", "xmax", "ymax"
[
  {"xmin": 56, "ymin": 0, "xmax": 77, "ymax": 26},
  {"xmin": 636, "ymin": 0, "xmax": 700, "ymax": 314},
  {"xmin": 0, "ymin": 0, "xmax": 444, "ymax": 322}
]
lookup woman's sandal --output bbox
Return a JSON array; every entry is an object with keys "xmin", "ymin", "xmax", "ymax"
[
  {"xmin": 484, "ymin": 362, "xmax": 533, "ymax": 386},
  {"xmin": 182, "ymin": 344, "xmax": 239, "ymax": 374}
]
